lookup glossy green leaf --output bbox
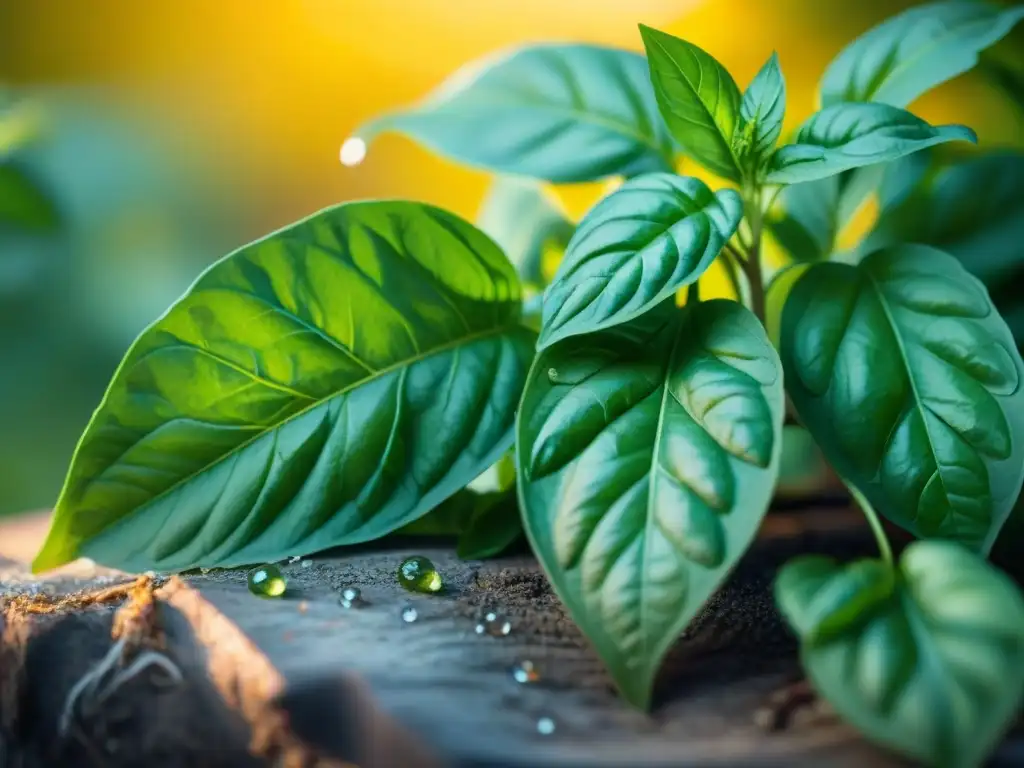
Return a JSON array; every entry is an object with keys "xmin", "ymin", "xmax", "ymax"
[
  {"xmin": 861, "ymin": 151, "xmax": 1024, "ymax": 285},
  {"xmin": 776, "ymin": 541, "xmax": 1024, "ymax": 767},
  {"xmin": 538, "ymin": 173, "xmax": 743, "ymax": 350},
  {"xmin": 33, "ymin": 201, "xmax": 535, "ymax": 573},
  {"xmin": 766, "ymin": 165, "xmax": 883, "ymax": 263},
  {"xmin": 476, "ymin": 176, "xmax": 574, "ymax": 291},
  {"xmin": 355, "ymin": 44, "xmax": 677, "ymax": 183},
  {"xmin": 0, "ymin": 161, "xmax": 59, "ymax": 233},
  {"xmin": 518, "ymin": 299, "xmax": 784, "ymax": 708},
  {"xmin": 456, "ymin": 491, "xmax": 523, "ymax": 560},
  {"xmin": 639, "ymin": 25, "xmax": 743, "ymax": 182},
  {"xmin": 738, "ymin": 52, "xmax": 786, "ymax": 170},
  {"xmin": 780, "ymin": 245, "xmax": 1024, "ymax": 553},
  {"xmin": 765, "ymin": 262, "xmax": 810, "ymax": 350},
  {"xmin": 820, "ymin": 1, "xmax": 1024, "ymax": 108},
  {"xmin": 766, "ymin": 103, "xmax": 976, "ymax": 185}
]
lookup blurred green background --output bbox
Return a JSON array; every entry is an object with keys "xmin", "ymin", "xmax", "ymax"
[{"xmin": 0, "ymin": 0, "xmax": 1022, "ymax": 519}]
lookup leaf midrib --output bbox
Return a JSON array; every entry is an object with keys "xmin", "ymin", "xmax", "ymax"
[
  {"xmin": 866, "ymin": 273, "xmax": 955, "ymax": 537},
  {"xmin": 645, "ymin": 33, "xmax": 741, "ymax": 176},
  {"xmin": 68, "ymin": 321, "xmax": 526, "ymax": 526}
]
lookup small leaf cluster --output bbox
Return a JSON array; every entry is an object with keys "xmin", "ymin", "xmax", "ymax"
[{"xmin": 34, "ymin": 3, "xmax": 1024, "ymax": 765}]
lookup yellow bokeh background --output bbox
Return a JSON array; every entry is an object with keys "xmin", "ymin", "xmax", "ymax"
[
  {"xmin": 3, "ymin": 0, "xmax": 1020, "ymax": 229},
  {"xmin": 0, "ymin": 0, "xmax": 1022, "ymax": 519}
]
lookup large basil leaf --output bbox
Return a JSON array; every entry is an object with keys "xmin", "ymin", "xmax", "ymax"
[
  {"xmin": 861, "ymin": 151, "xmax": 1024, "ymax": 286},
  {"xmin": 766, "ymin": 103, "xmax": 975, "ymax": 185},
  {"xmin": 780, "ymin": 244, "xmax": 1024, "ymax": 553},
  {"xmin": 820, "ymin": 1, "xmax": 1024, "ymax": 108},
  {"xmin": 776, "ymin": 541, "xmax": 1024, "ymax": 767},
  {"xmin": 519, "ymin": 299, "xmax": 784, "ymax": 708},
  {"xmin": 33, "ymin": 201, "xmax": 535, "ymax": 573},
  {"xmin": 355, "ymin": 44, "xmax": 677, "ymax": 183},
  {"xmin": 538, "ymin": 173, "xmax": 742, "ymax": 350},
  {"xmin": 738, "ymin": 52, "xmax": 786, "ymax": 173},
  {"xmin": 639, "ymin": 25, "xmax": 743, "ymax": 182},
  {"xmin": 0, "ymin": 160, "xmax": 59, "ymax": 233},
  {"xmin": 476, "ymin": 176, "xmax": 574, "ymax": 291}
]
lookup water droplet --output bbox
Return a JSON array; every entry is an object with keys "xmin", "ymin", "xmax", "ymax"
[
  {"xmin": 536, "ymin": 716, "xmax": 556, "ymax": 735},
  {"xmin": 475, "ymin": 610, "xmax": 511, "ymax": 637},
  {"xmin": 247, "ymin": 564, "xmax": 287, "ymax": 598},
  {"xmin": 301, "ymin": 559, "xmax": 313, "ymax": 569},
  {"xmin": 401, "ymin": 605, "xmax": 418, "ymax": 623},
  {"xmin": 512, "ymin": 660, "xmax": 539, "ymax": 684},
  {"xmin": 546, "ymin": 367, "xmax": 561, "ymax": 383},
  {"xmin": 339, "ymin": 586, "xmax": 364, "ymax": 609},
  {"xmin": 397, "ymin": 556, "xmax": 444, "ymax": 594},
  {"xmin": 287, "ymin": 555, "xmax": 302, "ymax": 564},
  {"xmin": 340, "ymin": 136, "xmax": 367, "ymax": 167}
]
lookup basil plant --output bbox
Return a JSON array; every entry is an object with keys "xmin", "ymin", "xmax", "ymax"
[{"xmin": 34, "ymin": 3, "xmax": 1024, "ymax": 765}]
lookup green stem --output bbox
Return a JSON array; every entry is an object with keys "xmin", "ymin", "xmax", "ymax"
[
  {"xmin": 847, "ymin": 483, "xmax": 894, "ymax": 566},
  {"xmin": 719, "ymin": 248, "xmax": 745, "ymax": 304}
]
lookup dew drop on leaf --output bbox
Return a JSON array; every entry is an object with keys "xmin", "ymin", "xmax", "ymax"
[
  {"xmin": 397, "ymin": 556, "xmax": 443, "ymax": 594},
  {"xmin": 247, "ymin": 564, "xmax": 287, "ymax": 598}
]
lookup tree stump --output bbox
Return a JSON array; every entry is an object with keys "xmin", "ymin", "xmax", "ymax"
[{"xmin": 1, "ymin": 508, "xmax": 1021, "ymax": 767}]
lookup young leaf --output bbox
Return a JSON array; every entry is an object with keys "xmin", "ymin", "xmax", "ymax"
[
  {"xmin": 354, "ymin": 44, "xmax": 677, "ymax": 183},
  {"xmin": 776, "ymin": 541, "xmax": 1024, "ymax": 767},
  {"xmin": 33, "ymin": 202, "xmax": 535, "ymax": 573},
  {"xmin": 739, "ymin": 52, "xmax": 786, "ymax": 170},
  {"xmin": 767, "ymin": 103, "xmax": 976, "ymax": 185},
  {"xmin": 780, "ymin": 244, "xmax": 1024, "ymax": 554},
  {"xmin": 476, "ymin": 177, "xmax": 574, "ymax": 291},
  {"xmin": 639, "ymin": 25, "xmax": 743, "ymax": 182},
  {"xmin": 820, "ymin": 1, "xmax": 1024, "ymax": 108},
  {"xmin": 538, "ymin": 173, "xmax": 742, "ymax": 350},
  {"xmin": 518, "ymin": 299, "xmax": 784, "ymax": 708}
]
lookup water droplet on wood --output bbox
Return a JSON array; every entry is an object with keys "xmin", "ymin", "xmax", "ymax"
[
  {"xmin": 512, "ymin": 660, "xmax": 539, "ymax": 684},
  {"xmin": 247, "ymin": 564, "xmax": 287, "ymax": 598},
  {"xmin": 401, "ymin": 605, "xmax": 418, "ymax": 623},
  {"xmin": 536, "ymin": 716, "xmax": 556, "ymax": 735},
  {"xmin": 397, "ymin": 556, "xmax": 443, "ymax": 594}
]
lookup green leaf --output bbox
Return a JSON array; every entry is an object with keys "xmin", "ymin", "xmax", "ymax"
[
  {"xmin": 780, "ymin": 244, "xmax": 1024, "ymax": 553},
  {"xmin": 355, "ymin": 44, "xmax": 677, "ymax": 183},
  {"xmin": 0, "ymin": 161, "xmax": 59, "ymax": 233},
  {"xmin": 738, "ymin": 52, "xmax": 786, "ymax": 170},
  {"xmin": 820, "ymin": 1, "xmax": 1024, "ymax": 108},
  {"xmin": 861, "ymin": 151, "xmax": 1024, "ymax": 286},
  {"xmin": 776, "ymin": 541, "xmax": 1024, "ymax": 767},
  {"xmin": 766, "ymin": 103, "xmax": 976, "ymax": 185},
  {"xmin": 456, "ymin": 491, "xmax": 523, "ymax": 560},
  {"xmin": 476, "ymin": 176, "xmax": 574, "ymax": 291},
  {"xmin": 518, "ymin": 299, "xmax": 784, "ymax": 708},
  {"xmin": 765, "ymin": 262, "xmax": 810, "ymax": 350},
  {"xmin": 538, "ymin": 173, "xmax": 743, "ymax": 350},
  {"xmin": 33, "ymin": 201, "xmax": 535, "ymax": 573},
  {"xmin": 639, "ymin": 25, "xmax": 743, "ymax": 182}
]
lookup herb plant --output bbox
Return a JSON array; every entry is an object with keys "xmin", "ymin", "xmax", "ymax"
[{"xmin": 33, "ymin": 2, "xmax": 1024, "ymax": 765}]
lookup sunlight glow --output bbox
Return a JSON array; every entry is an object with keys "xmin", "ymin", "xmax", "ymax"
[{"xmin": 339, "ymin": 136, "xmax": 367, "ymax": 167}]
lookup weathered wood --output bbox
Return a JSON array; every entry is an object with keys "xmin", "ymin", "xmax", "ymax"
[{"xmin": 2, "ymin": 507, "xmax": 1022, "ymax": 767}]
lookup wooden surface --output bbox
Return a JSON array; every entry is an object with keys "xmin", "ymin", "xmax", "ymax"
[{"xmin": 0, "ymin": 507, "xmax": 1021, "ymax": 767}]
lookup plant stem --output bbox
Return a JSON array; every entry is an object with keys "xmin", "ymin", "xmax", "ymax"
[
  {"xmin": 742, "ymin": 241, "xmax": 766, "ymax": 325},
  {"xmin": 719, "ymin": 248, "xmax": 745, "ymax": 303},
  {"xmin": 847, "ymin": 483, "xmax": 894, "ymax": 566},
  {"xmin": 740, "ymin": 186, "xmax": 767, "ymax": 325}
]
